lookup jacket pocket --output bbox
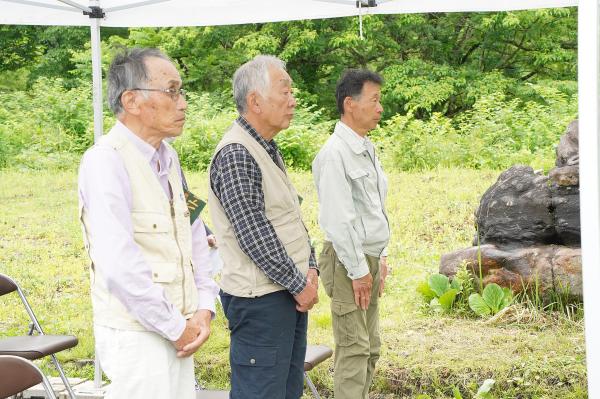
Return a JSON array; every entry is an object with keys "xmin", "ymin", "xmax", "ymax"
[{"xmin": 348, "ymin": 168, "xmax": 374, "ymax": 212}]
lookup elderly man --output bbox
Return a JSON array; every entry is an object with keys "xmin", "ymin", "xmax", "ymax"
[
  {"xmin": 78, "ymin": 48, "xmax": 218, "ymax": 399},
  {"xmin": 312, "ymin": 69, "xmax": 391, "ymax": 399},
  {"xmin": 208, "ymin": 55, "xmax": 319, "ymax": 399}
]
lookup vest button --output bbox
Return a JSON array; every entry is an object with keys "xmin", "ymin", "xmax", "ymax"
[
  {"xmin": 184, "ymin": 211, "xmax": 190, "ymax": 217},
  {"xmin": 153, "ymin": 273, "xmax": 158, "ymax": 278},
  {"xmin": 250, "ymin": 358, "xmax": 256, "ymax": 365},
  {"xmin": 152, "ymin": 224, "xmax": 157, "ymax": 229}
]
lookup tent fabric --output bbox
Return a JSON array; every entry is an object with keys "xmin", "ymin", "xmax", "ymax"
[{"xmin": 0, "ymin": 0, "xmax": 577, "ymax": 27}]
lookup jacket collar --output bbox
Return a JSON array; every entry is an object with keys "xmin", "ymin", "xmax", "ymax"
[{"xmin": 333, "ymin": 121, "xmax": 369, "ymax": 155}]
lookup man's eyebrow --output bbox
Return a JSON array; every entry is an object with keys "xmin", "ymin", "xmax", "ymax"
[{"xmin": 279, "ymin": 78, "xmax": 293, "ymax": 85}]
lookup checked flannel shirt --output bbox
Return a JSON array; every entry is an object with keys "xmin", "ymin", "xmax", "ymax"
[{"xmin": 209, "ymin": 116, "xmax": 317, "ymax": 296}]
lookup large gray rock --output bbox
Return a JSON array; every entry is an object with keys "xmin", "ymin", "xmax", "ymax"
[
  {"xmin": 473, "ymin": 165, "xmax": 555, "ymax": 248},
  {"xmin": 551, "ymin": 183, "xmax": 580, "ymax": 246},
  {"xmin": 555, "ymin": 119, "xmax": 579, "ymax": 167},
  {"xmin": 440, "ymin": 244, "xmax": 582, "ymax": 297}
]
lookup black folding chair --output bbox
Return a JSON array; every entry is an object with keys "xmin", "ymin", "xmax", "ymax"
[
  {"xmin": 0, "ymin": 355, "xmax": 56, "ymax": 399},
  {"xmin": 0, "ymin": 273, "xmax": 78, "ymax": 399}
]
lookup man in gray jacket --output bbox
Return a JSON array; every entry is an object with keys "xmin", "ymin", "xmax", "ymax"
[{"xmin": 312, "ymin": 69, "xmax": 391, "ymax": 399}]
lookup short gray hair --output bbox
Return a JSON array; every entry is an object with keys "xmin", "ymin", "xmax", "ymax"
[
  {"xmin": 107, "ymin": 48, "xmax": 171, "ymax": 115},
  {"xmin": 233, "ymin": 55, "xmax": 286, "ymax": 114}
]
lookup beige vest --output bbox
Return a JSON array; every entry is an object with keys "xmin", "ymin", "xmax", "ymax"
[
  {"xmin": 80, "ymin": 130, "xmax": 198, "ymax": 331},
  {"xmin": 208, "ymin": 122, "xmax": 311, "ymax": 297}
]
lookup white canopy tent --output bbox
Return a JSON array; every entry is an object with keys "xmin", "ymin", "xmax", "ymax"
[{"xmin": 1, "ymin": 0, "xmax": 597, "ymax": 396}]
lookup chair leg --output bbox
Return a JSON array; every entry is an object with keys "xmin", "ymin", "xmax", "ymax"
[
  {"xmin": 40, "ymin": 373, "xmax": 58, "ymax": 399},
  {"xmin": 94, "ymin": 354, "xmax": 103, "ymax": 388},
  {"xmin": 50, "ymin": 354, "xmax": 76, "ymax": 399},
  {"xmin": 304, "ymin": 372, "xmax": 321, "ymax": 399}
]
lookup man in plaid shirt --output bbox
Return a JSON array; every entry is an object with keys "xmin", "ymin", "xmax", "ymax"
[{"xmin": 208, "ymin": 55, "xmax": 319, "ymax": 399}]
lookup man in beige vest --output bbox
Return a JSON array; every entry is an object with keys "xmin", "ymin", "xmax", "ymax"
[
  {"xmin": 208, "ymin": 55, "xmax": 319, "ymax": 399},
  {"xmin": 78, "ymin": 48, "xmax": 219, "ymax": 399},
  {"xmin": 312, "ymin": 69, "xmax": 391, "ymax": 398}
]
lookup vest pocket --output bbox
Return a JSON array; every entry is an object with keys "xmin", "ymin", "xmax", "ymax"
[
  {"xmin": 149, "ymin": 262, "xmax": 176, "ymax": 283},
  {"xmin": 131, "ymin": 211, "xmax": 171, "ymax": 233}
]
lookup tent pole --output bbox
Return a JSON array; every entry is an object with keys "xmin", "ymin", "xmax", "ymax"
[
  {"xmin": 90, "ymin": 0, "xmax": 103, "ymax": 143},
  {"xmin": 579, "ymin": 0, "xmax": 600, "ymax": 397}
]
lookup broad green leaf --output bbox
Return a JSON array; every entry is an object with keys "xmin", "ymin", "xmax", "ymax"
[
  {"xmin": 429, "ymin": 298, "xmax": 443, "ymax": 313},
  {"xmin": 452, "ymin": 386, "xmax": 463, "ymax": 399},
  {"xmin": 476, "ymin": 379, "xmax": 495, "ymax": 397},
  {"xmin": 438, "ymin": 288, "xmax": 458, "ymax": 311},
  {"xmin": 429, "ymin": 274, "xmax": 450, "ymax": 297},
  {"xmin": 482, "ymin": 283, "xmax": 504, "ymax": 314},
  {"xmin": 450, "ymin": 277, "xmax": 463, "ymax": 291},
  {"xmin": 501, "ymin": 287, "xmax": 514, "ymax": 308},
  {"xmin": 417, "ymin": 280, "xmax": 436, "ymax": 301},
  {"xmin": 469, "ymin": 293, "xmax": 491, "ymax": 316}
]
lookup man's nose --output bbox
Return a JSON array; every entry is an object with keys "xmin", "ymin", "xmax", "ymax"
[
  {"xmin": 289, "ymin": 95, "xmax": 297, "ymax": 108},
  {"xmin": 178, "ymin": 95, "xmax": 188, "ymax": 110}
]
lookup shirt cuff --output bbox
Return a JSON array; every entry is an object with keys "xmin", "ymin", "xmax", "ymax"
[
  {"xmin": 196, "ymin": 292, "xmax": 217, "ymax": 319},
  {"xmin": 165, "ymin": 313, "xmax": 187, "ymax": 342},
  {"xmin": 346, "ymin": 258, "xmax": 370, "ymax": 280},
  {"xmin": 287, "ymin": 271, "xmax": 307, "ymax": 296}
]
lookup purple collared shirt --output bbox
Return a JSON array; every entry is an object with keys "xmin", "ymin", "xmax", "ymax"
[{"xmin": 78, "ymin": 121, "xmax": 219, "ymax": 341}]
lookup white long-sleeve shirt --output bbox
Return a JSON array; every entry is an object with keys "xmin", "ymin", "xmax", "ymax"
[
  {"xmin": 78, "ymin": 121, "xmax": 219, "ymax": 341},
  {"xmin": 312, "ymin": 121, "xmax": 390, "ymax": 279}
]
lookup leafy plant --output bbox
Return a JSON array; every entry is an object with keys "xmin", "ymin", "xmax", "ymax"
[
  {"xmin": 468, "ymin": 283, "xmax": 513, "ymax": 316},
  {"xmin": 417, "ymin": 273, "xmax": 462, "ymax": 313}
]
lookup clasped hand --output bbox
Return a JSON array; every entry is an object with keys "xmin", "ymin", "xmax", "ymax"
[
  {"xmin": 172, "ymin": 309, "xmax": 212, "ymax": 358},
  {"xmin": 294, "ymin": 269, "xmax": 319, "ymax": 312}
]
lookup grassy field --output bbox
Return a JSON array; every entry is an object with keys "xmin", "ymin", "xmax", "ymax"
[{"xmin": 0, "ymin": 168, "xmax": 587, "ymax": 398}]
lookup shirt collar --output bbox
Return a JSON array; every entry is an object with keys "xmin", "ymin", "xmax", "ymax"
[
  {"xmin": 236, "ymin": 115, "xmax": 280, "ymax": 156},
  {"xmin": 114, "ymin": 120, "xmax": 172, "ymax": 173},
  {"xmin": 334, "ymin": 121, "xmax": 369, "ymax": 155}
]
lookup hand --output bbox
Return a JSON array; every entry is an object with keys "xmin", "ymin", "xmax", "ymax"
[
  {"xmin": 294, "ymin": 277, "xmax": 318, "ymax": 313},
  {"xmin": 379, "ymin": 257, "xmax": 389, "ymax": 297},
  {"xmin": 207, "ymin": 234, "xmax": 217, "ymax": 248},
  {"xmin": 352, "ymin": 273, "xmax": 373, "ymax": 310},
  {"xmin": 307, "ymin": 268, "xmax": 319, "ymax": 291},
  {"xmin": 173, "ymin": 310, "xmax": 212, "ymax": 358}
]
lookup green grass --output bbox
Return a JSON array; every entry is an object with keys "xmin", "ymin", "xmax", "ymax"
[{"xmin": 0, "ymin": 168, "xmax": 587, "ymax": 398}]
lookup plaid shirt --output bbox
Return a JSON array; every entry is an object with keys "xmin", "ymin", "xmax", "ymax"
[{"xmin": 210, "ymin": 116, "xmax": 317, "ymax": 296}]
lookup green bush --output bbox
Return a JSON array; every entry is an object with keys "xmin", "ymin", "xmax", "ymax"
[{"xmin": 0, "ymin": 76, "xmax": 577, "ymax": 172}]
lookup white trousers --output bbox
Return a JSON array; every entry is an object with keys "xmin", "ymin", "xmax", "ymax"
[{"xmin": 94, "ymin": 324, "xmax": 195, "ymax": 399}]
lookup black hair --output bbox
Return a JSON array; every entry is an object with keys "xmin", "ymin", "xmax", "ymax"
[{"xmin": 335, "ymin": 69, "xmax": 383, "ymax": 115}]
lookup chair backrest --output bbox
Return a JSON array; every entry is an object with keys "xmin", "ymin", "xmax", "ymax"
[
  {"xmin": 0, "ymin": 273, "xmax": 18, "ymax": 297},
  {"xmin": 0, "ymin": 355, "xmax": 44, "ymax": 397}
]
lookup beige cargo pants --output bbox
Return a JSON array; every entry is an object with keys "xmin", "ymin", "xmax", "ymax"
[{"xmin": 319, "ymin": 241, "xmax": 381, "ymax": 399}]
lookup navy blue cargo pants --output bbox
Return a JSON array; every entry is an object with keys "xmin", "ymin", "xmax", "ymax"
[{"xmin": 220, "ymin": 290, "xmax": 308, "ymax": 399}]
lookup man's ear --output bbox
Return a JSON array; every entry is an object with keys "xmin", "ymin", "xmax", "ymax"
[
  {"xmin": 121, "ymin": 90, "xmax": 141, "ymax": 116},
  {"xmin": 343, "ymin": 96, "xmax": 354, "ymax": 115},
  {"xmin": 246, "ymin": 91, "xmax": 261, "ymax": 115}
]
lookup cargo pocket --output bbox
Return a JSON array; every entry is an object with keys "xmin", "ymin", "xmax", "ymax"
[
  {"xmin": 318, "ymin": 243, "xmax": 335, "ymax": 298},
  {"xmin": 231, "ymin": 342, "xmax": 278, "ymax": 368},
  {"xmin": 331, "ymin": 301, "xmax": 359, "ymax": 347}
]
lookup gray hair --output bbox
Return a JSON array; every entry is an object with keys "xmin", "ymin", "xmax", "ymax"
[
  {"xmin": 107, "ymin": 48, "xmax": 171, "ymax": 115},
  {"xmin": 233, "ymin": 55, "xmax": 286, "ymax": 114}
]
